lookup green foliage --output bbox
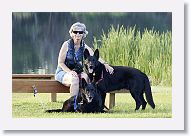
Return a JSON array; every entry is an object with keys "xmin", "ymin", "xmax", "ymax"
[
  {"xmin": 94, "ymin": 26, "xmax": 172, "ymax": 86},
  {"xmin": 12, "ymin": 12, "xmax": 171, "ymax": 74},
  {"xmin": 12, "ymin": 87, "xmax": 171, "ymax": 118},
  {"xmin": 12, "ymin": 12, "xmax": 34, "ymax": 19}
]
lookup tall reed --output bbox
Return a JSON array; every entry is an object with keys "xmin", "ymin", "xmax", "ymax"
[{"xmin": 93, "ymin": 26, "xmax": 172, "ymax": 86}]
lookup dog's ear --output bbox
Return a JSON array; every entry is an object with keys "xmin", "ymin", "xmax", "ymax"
[
  {"xmin": 94, "ymin": 49, "xmax": 99, "ymax": 60},
  {"xmin": 84, "ymin": 49, "xmax": 90, "ymax": 60},
  {"xmin": 81, "ymin": 78, "xmax": 87, "ymax": 89}
]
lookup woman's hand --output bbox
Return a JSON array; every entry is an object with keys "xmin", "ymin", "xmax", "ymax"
[
  {"xmin": 104, "ymin": 64, "xmax": 114, "ymax": 74},
  {"xmin": 69, "ymin": 71, "xmax": 78, "ymax": 77}
]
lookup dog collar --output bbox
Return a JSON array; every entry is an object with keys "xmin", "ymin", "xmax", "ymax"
[{"xmin": 95, "ymin": 70, "xmax": 104, "ymax": 85}]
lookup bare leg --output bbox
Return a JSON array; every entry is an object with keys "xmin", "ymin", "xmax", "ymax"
[{"xmin": 62, "ymin": 72, "xmax": 79, "ymax": 97}]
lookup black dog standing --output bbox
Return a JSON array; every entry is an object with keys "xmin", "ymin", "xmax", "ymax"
[{"xmin": 84, "ymin": 49, "xmax": 155, "ymax": 110}]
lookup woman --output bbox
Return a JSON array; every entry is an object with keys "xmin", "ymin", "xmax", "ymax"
[{"xmin": 55, "ymin": 22, "xmax": 114, "ymax": 97}]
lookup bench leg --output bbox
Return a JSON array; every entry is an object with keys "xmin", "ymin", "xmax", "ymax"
[
  {"xmin": 105, "ymin": 93, "xmax": 115, "ymax": 109},
  {"xmin": 51, "ymin": 93, "xmax": 57, "ymax": 102}
]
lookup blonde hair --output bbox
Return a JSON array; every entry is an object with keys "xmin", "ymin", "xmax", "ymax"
[{"xmin": 69, "ymin": 22, "xmax": 88, "ymax": 38}]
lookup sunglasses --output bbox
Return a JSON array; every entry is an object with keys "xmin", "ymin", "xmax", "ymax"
[{"xmin": 72, "ymin": 31, "xmax": 84, "ymax": 34}]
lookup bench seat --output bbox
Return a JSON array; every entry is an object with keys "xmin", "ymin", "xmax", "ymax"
[
  {"xmin": 12, "ymin": 79, "xmax": 69, "ymax": 93},
  {"xmin": 12, "ymin": 74, "xmax": 129, "ymax": 109}
]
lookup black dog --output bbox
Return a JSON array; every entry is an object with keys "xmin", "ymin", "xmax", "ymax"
[
  {"xmin": 84, "ymin": 49, "xmax": 155, "ymax": 110},
  {"xmin": 46, "ymin": 78, "xmax": 103, "ymax": 113}
]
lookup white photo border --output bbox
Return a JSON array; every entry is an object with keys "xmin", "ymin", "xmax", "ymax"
[{"xmin": 0, "ymin": 0, "xmax": 184, "ymax": 130}]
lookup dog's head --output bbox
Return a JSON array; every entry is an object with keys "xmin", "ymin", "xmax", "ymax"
[
  {"xmin": 84, "ymin": 49, "xmax": 99, "ymax": 74},
  {"xmin": 80, "ymin": 78, "xmax": 96, "ymax": 103}
]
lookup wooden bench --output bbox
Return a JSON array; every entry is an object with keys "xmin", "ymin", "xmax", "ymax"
[{"xmin": 12, "ymin": 74, "xmax": 129, "ymax": 109}]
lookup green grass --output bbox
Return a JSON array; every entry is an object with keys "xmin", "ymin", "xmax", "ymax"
[
  {"xmin": 93, "ymin": 26, "xmax": 172, "ymax": 86},
  {"xmin": 12, "ymin": 86, "xmax": 172, "ymax": 118}
]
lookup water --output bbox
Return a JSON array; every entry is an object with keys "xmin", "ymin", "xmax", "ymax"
[{"xmin": 12, "ymin": 12, "xmax": 171, "ymax": 74}]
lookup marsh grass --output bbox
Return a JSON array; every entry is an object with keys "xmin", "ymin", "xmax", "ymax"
[
  {"xmin": 12, "ymin": 86, "xmax": 172, "ymax": 118},
  {"xmin": 93, "ymin": 26, "xmax": 172, "ymax": 86}
]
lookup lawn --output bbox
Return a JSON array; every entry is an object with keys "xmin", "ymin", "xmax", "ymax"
[{"xmin": 12, "ymin": 86, "xmax": 172, "ymax": 118}]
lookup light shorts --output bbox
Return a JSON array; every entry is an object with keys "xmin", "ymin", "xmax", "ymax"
[{"xmin": 55, "ymin": 67, "xmax": 66, "ymax": 84}]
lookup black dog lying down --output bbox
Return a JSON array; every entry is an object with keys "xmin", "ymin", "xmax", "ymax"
[
  {"xmin": 84, "ymin": 49, "xmax": 155, "ymax": 110},
  {"xmin": 46, "ymin": 78, "xmax": 103, "ymax": 113}
]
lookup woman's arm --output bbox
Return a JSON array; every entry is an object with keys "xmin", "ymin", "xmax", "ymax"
[{"xmin": 58, "ymin": 42, "xmax": 72, "ymax": 73}]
